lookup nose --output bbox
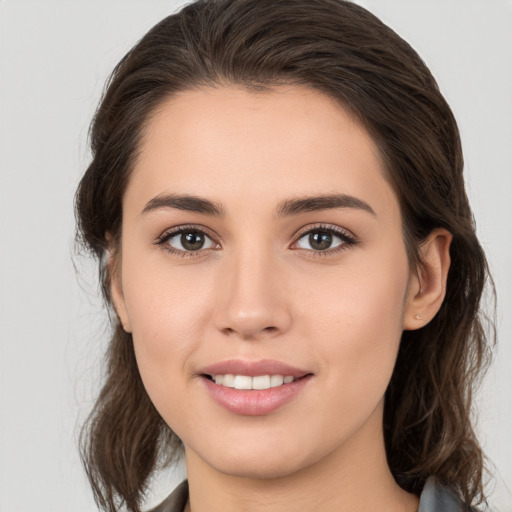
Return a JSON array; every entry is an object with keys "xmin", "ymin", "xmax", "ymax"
[{"xmin": 213, "ymin": 247, "xmax": 292, "ymax": 341}]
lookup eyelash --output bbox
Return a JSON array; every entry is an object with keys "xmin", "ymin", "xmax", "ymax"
[
  {"xmin": 155, "ymin": 224, "xmax": 220, "ymax": 259},
  {"xmin": 292, "ymin": 223, "xmax": 357, "ymax": 256},
  {"xmin": 155, "ymin": 223, "xmax": 358, "ymax": 258}
]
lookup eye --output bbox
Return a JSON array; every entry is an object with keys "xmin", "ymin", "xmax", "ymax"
[
  {"xmin": 294, "ymin": 226, "xmax": 356, "ymax": 253},
  {"xmin": 157, "ymin": 227, "xmax": 218, "ymax": 254}
]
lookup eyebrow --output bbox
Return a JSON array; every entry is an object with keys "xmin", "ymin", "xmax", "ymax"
[
  {"xmin": 141, "ymin": 193, "xmax": 226, "ymax": 217},
  {"xmin": 276, "ymin": 194, "xmax": 376, "ymax": 217},
  {"xmin": 141, "ymin": 193, "xmax": 375, "ymax": 218}
]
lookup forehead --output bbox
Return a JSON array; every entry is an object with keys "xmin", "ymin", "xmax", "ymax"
[{"xmin": 127, "ymin": 85, "xmax": 398, "ymax": 220}]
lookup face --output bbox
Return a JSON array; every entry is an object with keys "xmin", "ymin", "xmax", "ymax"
[{"xmin": 113, "ymin": 86, "xmax": 416, "ymax": 479}]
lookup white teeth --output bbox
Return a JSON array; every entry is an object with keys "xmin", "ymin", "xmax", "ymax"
[
  {"xmin": 234, "ymin": 375, "xmax": 252, "ymax": 390},
  {"xmin": 211, "ymin": 374, "xmax": 296, "ymax": 390},
  {"xmin": 252, "ymin": 375, "xmax": 271, "ymax": 390},
  {"xmin": 270, "ymin": 375, "xmax": 284, "ymax": 387},
  {"xmin": 222, "ymin": 374, "xmax": 235, "ymax": 387}
]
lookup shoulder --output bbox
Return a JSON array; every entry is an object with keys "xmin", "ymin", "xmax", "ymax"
[{"xmin": 148, "ymin": 480, "xmax": 189, "ymax": 512}]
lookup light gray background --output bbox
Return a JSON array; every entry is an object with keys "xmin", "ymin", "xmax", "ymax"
[{"xmin": 0, "ymin": 1, "xmax": 510, "ymax": 511}]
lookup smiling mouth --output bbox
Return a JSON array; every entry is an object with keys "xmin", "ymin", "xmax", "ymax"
[
  {"xmin": 203, "ymin": 374, "xmax": 309, "ymax": 390},
  {"xmin": 201, "ymin": 365, "xmax": 313, "ymax": 415}
]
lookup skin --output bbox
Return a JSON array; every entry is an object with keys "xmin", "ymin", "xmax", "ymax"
[{"xmin": 111, "ymin": 86, "xmax": 451, "ymax": 512}]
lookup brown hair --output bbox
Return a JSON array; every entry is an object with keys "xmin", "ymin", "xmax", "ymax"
[{"xmin": 75, "ymin": 1, "xmax": 494, "ymax": 510}]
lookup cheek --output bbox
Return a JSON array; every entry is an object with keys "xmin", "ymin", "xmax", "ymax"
[
  {"xmin": 120, "ymin": 256, "xmax": 216, "ymax": 391},
  {"xmin": 300, "ymin": 244, "xmax": 410, "ymax": 403}
]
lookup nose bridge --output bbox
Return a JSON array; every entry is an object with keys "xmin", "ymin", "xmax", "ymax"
[{"xmin": 214, "ymin": 241, "xmax": 291, "ymax": 339}]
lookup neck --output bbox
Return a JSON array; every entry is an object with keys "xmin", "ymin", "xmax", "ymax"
[{"xmin": 183, "ymin": 404, "xmax": 418, "ymax": 512}]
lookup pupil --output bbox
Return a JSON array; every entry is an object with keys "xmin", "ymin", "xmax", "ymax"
[
  {"xmin": 309, "ymin": 231, "xmax": 332, "ymax": 250},
  {"xmin": 181, "ymin": 232, "xmax": 204, "ymax": 250}
]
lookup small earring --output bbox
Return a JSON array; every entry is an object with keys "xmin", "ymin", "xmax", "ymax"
[{"xmin": 414, "ymin": 314, "xmax": 422, "ymax": 320}]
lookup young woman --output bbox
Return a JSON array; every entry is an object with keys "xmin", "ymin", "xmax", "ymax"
[{"xmin": 75, "ymin": 1, "xmax": 494, "ymax": 511}]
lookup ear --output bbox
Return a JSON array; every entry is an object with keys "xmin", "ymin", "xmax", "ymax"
[
  {"xmin": 403, "ymin": 228, "xmax": 452, "ymax": 330},
  {"xmin": 108, "ymin": 248, "xmax": 132, "ymax": 333}
]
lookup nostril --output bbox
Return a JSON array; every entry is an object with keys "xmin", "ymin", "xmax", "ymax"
[{"xmin": 221, "ymin": 325, "xmax": 280, "ymax": 340}]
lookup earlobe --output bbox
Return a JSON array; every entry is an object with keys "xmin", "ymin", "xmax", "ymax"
[
  {"xmin": 403, "ymin": 228, "xmax": 452, "ymax": 330},
  {"xmin": 108, "ymin": 249, "xmax": 132, "ymax": 333}
]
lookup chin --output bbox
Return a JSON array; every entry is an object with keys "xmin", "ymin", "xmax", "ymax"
[
  {"xmin": 188, "ymin": 433, "xmax": 325, "ymax": 481},
  {"xmin": 215, "ymin": 455, "xmax": 309, "ymax": 480}
]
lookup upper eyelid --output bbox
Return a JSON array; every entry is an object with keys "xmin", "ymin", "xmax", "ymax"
[
  {"xmin": 157, "ymin": 224, "xmax": 219, "ymax": 242},
  {"xmin": 158, "ymin": 222, "xmax": 354, "ymax": 238},
  {"xmin": 293, "ymin": 223, "xmax": 356, "ymax": 241}
]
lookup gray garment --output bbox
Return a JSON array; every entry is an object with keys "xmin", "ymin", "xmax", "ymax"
[
  {"xmin": 150, "ymin": 478, "xmax": 470, "ymax": 512},
  {"xmin": 150, "ymin": 480, "xmax": 188, "ymax": 512},
  {"xmin": 418, "ymin": 478, "xmax": 469, "ymax": 512}
]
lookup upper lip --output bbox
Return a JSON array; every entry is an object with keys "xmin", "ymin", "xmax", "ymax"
[{"xmin": 199, "ymin": 359, "xmax": 311, "ymax": 378}]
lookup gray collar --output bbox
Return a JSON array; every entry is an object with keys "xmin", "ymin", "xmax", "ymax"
[
  {"xmin": 418, "ymin": 477, "xmax": 469, "ymax": 512},
  {"xmin": 151, "ymin": 477, "xmax": 471, "ymax": 512}
]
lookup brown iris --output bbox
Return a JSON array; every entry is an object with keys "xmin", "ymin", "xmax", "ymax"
[
  {"xmin": 181, "ymin": 231, "xmax": 205, "ymax": 250},
  {"xmin": 309, "ymin": 231, "xmax": 333, "ymax": 250}
]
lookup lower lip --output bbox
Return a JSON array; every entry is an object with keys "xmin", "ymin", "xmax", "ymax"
[{"xmin": 202, "ymin": 375, "xmax": 312, "ymax": 416}]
